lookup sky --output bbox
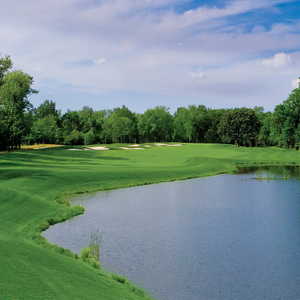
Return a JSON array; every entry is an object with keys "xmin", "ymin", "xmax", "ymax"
[{"xmin": 1, "ymin": 0, "xmax": 300, "ymax": 112}]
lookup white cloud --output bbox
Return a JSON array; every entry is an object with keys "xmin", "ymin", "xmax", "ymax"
[
  {"xmin": 0, "ymin": 0, "xmax": 299, "ymax": 110},
  {"xmin": 262, "ymin": 53, "xmax": 292, "ymax": 68},
  {"xmin": 292, "ymin": 78, "xmax": 300, "ymax": 89},
  {"xmin": 190, "ymin": 71, "xmax": 206, "ymax": 80},
  {"xmin": 94, "ymin": 58, "xmax": 107, "ymax": 65}
]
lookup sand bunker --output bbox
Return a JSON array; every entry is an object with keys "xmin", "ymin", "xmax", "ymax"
[
  {"xmin": 120, "ymin": 147, "xmax": 144, "ymax": 150},
  {"xmin": 68, "ymin": 146, "xmax": 109, "ymax": 151},
  {"xmin": 128, "ymin": 144, "xmax": 140, "ymax": 147},
  {"xmin": 154, "ymin": 143, "xmax": 183, "ymax": 147},
  {"xmin": 86, "ymin": 146, "xmax": 109, "ymax": 151}
]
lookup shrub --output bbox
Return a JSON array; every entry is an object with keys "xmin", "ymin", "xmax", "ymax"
[
  {"xmin": 80, "ymin": 230, "xmax": 102, "ymax": 269},
  {"xmin": 80, "ymin": 247, "xmax": 100, "ymax": 269}
]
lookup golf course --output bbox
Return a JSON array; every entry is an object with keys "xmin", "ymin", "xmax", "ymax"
[{"xmin": 1, "ymin": 143, "xmax": 300, "ymax": 299}]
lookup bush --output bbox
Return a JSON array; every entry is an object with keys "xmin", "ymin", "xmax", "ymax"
[
  {"xmin": 80, "ymin": 231, "xmax": 102, "ymax": 269},
  {"xmin": 80, "ymin": 247, "xmax": 100, "ymax": 269}
]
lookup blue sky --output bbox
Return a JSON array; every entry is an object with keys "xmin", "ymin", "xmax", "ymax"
[{"xmin": 1, "ymin": 0, "xmax": 300, "ymax": 112}]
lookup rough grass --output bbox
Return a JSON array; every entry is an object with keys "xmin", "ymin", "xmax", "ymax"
[{"xmin": 1, "ymin": 143, "xmax": 300, "ymax": 299}]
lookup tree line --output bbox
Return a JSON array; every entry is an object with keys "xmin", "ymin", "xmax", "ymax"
[{"xmin": 1, "ymin": 55, "xmax": 300, "ymax": 150}]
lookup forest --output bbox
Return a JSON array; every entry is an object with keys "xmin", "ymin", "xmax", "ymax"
[{"xmin": 1, "ymin": 55, "xmax": 300, "ymax": 151}]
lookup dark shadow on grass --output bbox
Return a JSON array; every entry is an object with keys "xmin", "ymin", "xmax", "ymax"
[
  {"xmin": 0, "ymin": 169, "xmax": 52, "ymax": 181},
  {"xmin": 0, "ymin": 150, "xmax": 129, "ymax": 164}
]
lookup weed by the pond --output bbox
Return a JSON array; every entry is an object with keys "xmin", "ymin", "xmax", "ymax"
[{"xmin": 80, "ymin": 230, "xmax": 103, "ymax": 269}]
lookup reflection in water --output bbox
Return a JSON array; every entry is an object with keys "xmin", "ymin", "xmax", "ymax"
[
  {"xmin": 237, "ymin": 165, "xmax": 300, "ymax": 178},
  {"xmin": 44, "ymin": 167, "xmax": 300, "ymax": 300}
]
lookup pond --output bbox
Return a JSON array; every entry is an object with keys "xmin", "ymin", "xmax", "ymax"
[{"xmin": 44, "ymin": 167, "xmax": 300, "ymax": 300}]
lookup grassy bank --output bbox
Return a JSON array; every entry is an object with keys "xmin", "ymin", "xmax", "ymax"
[{"xmin": 1, "ymin": 143, "xmax": 300, "ymax": 299}]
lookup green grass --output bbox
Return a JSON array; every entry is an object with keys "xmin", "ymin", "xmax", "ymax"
[{"xmin": 1, "ymin": 143, "xmax": 300, "ymax": 299}]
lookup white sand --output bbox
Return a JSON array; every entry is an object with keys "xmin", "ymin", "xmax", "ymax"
[
  {"xmin": 128, "ymin": 144, "xmax": 140, "ymax": 147},
  {"xmin": 155, "ymin": 143, "xmax": 183, "ymax": 147},
  {"xmin": 68, "ymin": 148, "xmax": 83, "ymax": 151},
  {"xmin": 120, "ymin": 147, "xmax": 144, "ymax": 150},
  {"xmin": 86, "ymin": 146, "xmax": 109, "ymax": 151}
]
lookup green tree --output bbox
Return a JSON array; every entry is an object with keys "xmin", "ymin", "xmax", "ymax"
[
  {"xmin": 273, "ymin": 88, "xmax": 300, "ymax": 148},
  {"xmin": 218, "ymin": 108, "xmax": 260, "ymax": 146},
  {"xmin": 173, "ymin": 105, "xmax": 211, "ymax": 143},
  {"xmin": 35, "ymin": 100, "xmax": 60, "ymax": 120},
  {"xmin": 64, "ymin": 129, "xmax": 83, "ymax": 145},
  {"xmin": 138, "ymin": 106, "xmax": 173, "ymax": 142},
  {"xmin": 30, "ymin": 116, "xmax": 58, "ymax": 144},
  {"xmin": 61, "ymin": 111, "xmax": 81, "ymax": 144},
  {"xmin": 78, "ymin": 107, "xmax": 95, "ymax": 134},
  {"xmin": 0, "ymin": 55, "xmax": 12, "ymax": 82},
  {"xmin": 204, "ymin": 109, "xmax": 225, "ymax": 143},
  {"xmin": 257, "ymin": 112, "xmax": 275, "ymax": 146},
  {"xmin": 93, "ymin": 110, "xmax": 106, "ymax": 143},
  {"xmin": 84, "ymin": 129, "xmax": 96, "ymax": 145},
  {"xmin": 173, "ymin": 107, "xmax": 193, "ymax": 142},
  {"xmin": 0, "ymin": 56, "xmax": 36, "ymax": 150},
  {"xmin": 103, "ymin": 106, "xmax": 138, "ymax": 143}
]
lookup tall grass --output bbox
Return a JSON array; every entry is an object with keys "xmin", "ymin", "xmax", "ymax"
[{"xmin": 80, "ymin": 230, "xmax": 103, "ymax": 269}]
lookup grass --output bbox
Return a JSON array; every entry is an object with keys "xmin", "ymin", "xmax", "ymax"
[{"xmin": 1, "ymin": 143, "xmax": 300, "ymax": 299}]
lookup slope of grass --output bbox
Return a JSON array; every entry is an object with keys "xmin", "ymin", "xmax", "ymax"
[{"xmin": 1, "ymin": 143, "xmax": 300, "ymax": 299}]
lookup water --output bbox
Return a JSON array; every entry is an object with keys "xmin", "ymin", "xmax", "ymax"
[{"xmin": 44, "ymin": 167, "xmax": 300, "ymax": 300}]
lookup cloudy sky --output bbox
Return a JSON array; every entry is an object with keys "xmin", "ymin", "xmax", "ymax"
[{"xmin": 1, "ymin": 0, "xmax": 300, "ymax": 112}]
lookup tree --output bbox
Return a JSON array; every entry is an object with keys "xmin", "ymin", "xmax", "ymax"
[
  {"xmin": 64, "ymin": 129, "xmax": 83, "ymax": 145},
  {"xmin": 257, "ymin": 112, "xmax": 275, "ymax": 146},
  {"xmin": 35, "ymin": 100, "xmax": 59, "ymax": 119},
  {"xmin": 173, "ymin": 105, "xmax": 211, "ymax": 143},
  {"xmin": 273, "ymin": 88, "xmax": 300, "ymax": 148},
  {"xmin": 0, "ymin": 56, "xmax": 14, "ymax": 150},
  {"xmin": 30, "ymin": 116, "xmax": 59, "ymax": 144},
  {"xmin": 173, "ymin": 107, "xmax": 194, "ymax": 142},
  {"xmin": 218, "ymin": 108, "xmax": 260, "ymax": 146},
  {"xmin": 189, "ymin": 105, "xmax": 210, "ymax": 143},
  {"xmin": 204, "ymin": 109, "xmax": 225, "ymax": 143},
  {"xmin": 138, "ymin": 106, "xmax": 173, "ymax": 142},
  {"xmin": 84, "ymin": 130, "xmax": 96, "ymax": 145},
  {"xmin": 0, "ymin": 56, "xmax": 36, "ymax": 150},
  {"xmin": 93, "ymin": 110, "xmax": 106, "ymax": 143},
  {"xmin": 78, "ymin": 107, "xmax": 95, "ymax": 134},
  {"xmin": 61, "ymin": 111, "xmax": 81, "ymax": 144},
  {"xmin": 103, "ymin": 106, "xmax": 138, "ymax": 143},
  {"xmin": 0, "ymin": 56, "xmax": 12, "ymax": 82}
]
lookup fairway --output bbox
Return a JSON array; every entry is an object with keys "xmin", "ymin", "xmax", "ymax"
[{"xmin": 1, "ymin": 144, "xmax": 300, "ymax": 299}]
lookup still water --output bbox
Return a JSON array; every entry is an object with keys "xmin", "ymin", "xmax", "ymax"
[{"xmin": 44, "ymin": 167, "xmax": 300, "ymax": 300}]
